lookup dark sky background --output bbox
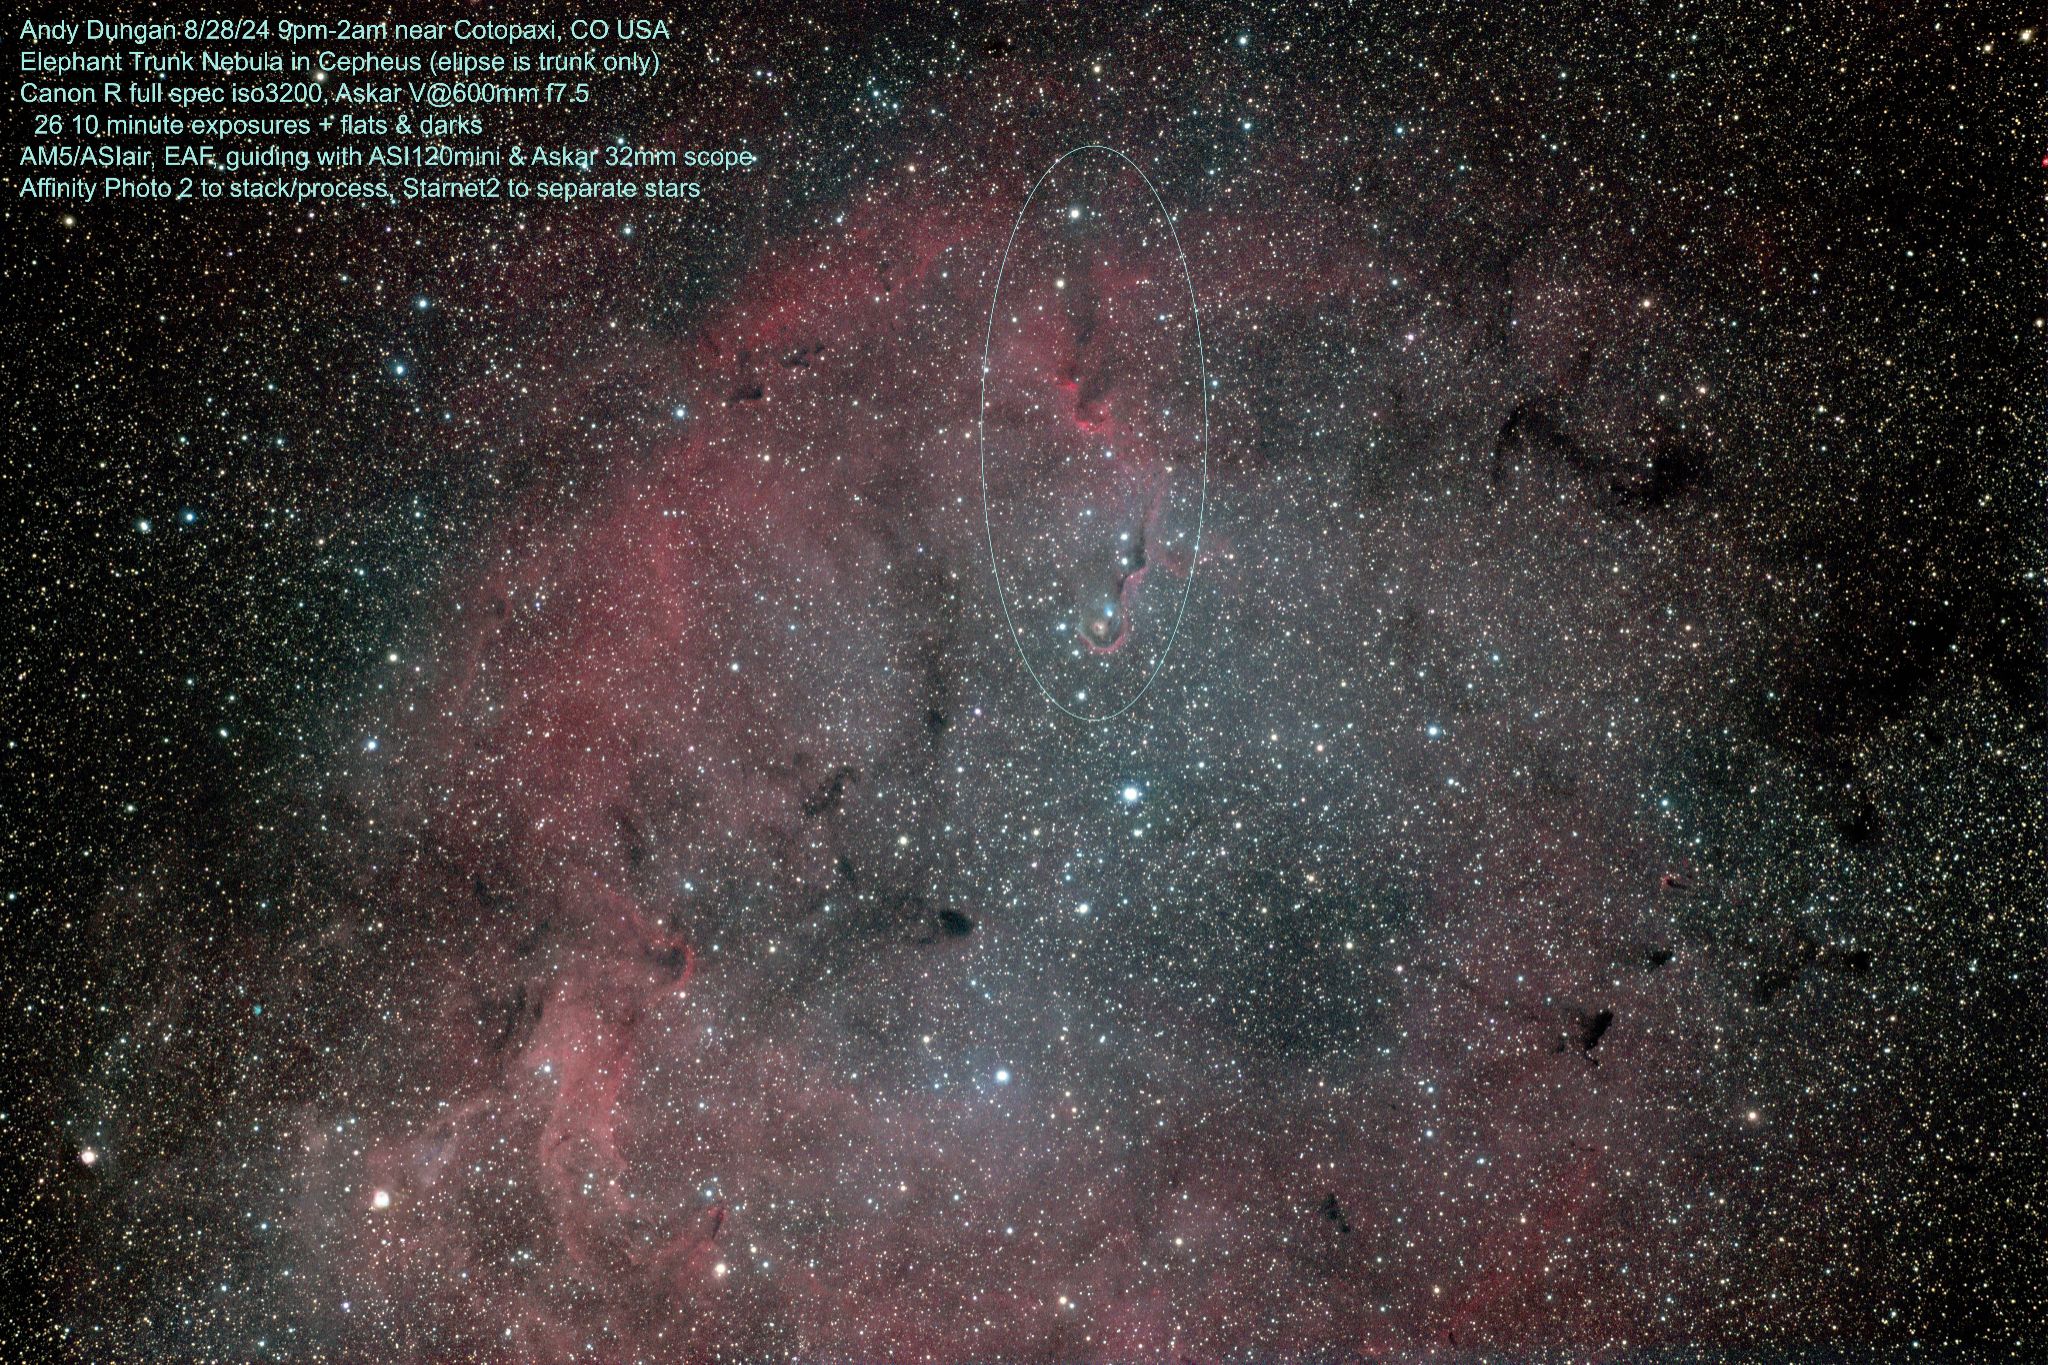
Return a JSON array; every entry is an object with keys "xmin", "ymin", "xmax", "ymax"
[{"xmin": 5, "ymin": 4, "xmax": 2043, "ymax": 1361}]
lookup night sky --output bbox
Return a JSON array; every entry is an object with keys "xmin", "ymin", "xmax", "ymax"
[{"xmin": 7, "ymin": 5, "xmax": 2045, "ymax": 1362}]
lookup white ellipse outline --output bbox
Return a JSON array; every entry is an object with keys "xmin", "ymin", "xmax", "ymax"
[{"xmin": 978, "ymin": 144, "xmax": 1209, "ymax": 724}]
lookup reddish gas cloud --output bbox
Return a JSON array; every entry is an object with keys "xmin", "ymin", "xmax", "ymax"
[{"xmin": 277, "ymin": 81, "xmax": 1842, "ymax": 1362}]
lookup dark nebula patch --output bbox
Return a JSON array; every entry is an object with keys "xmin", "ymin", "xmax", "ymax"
[{"xmin": 1576, "ymin": 1008, "xmax": 1615, "ymax": 1061}]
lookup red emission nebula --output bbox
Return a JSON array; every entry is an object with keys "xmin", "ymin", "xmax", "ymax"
[{"xmin": 291, "ymin": 118, "xmax": 1841, "ymax": 1359}]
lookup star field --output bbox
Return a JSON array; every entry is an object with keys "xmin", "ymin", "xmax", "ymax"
[{"xmin": 5, "ymin": 5, "xmax": 2043, "ymax": 1362}]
